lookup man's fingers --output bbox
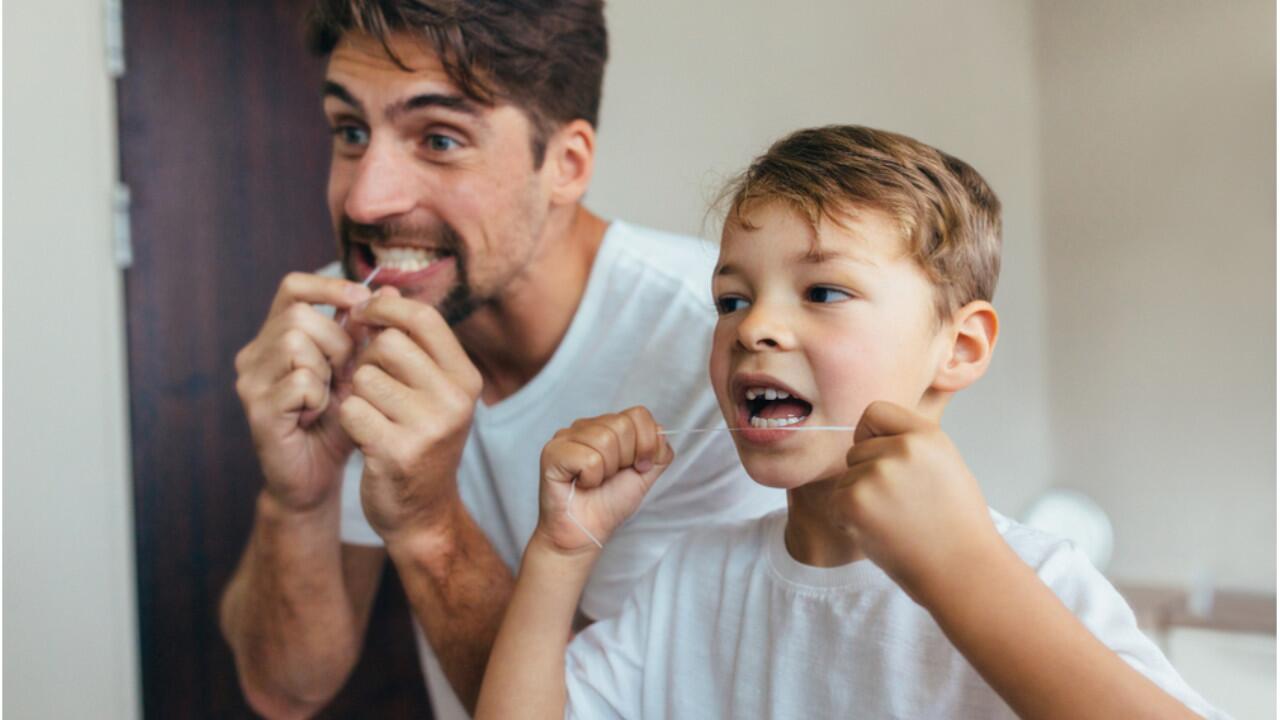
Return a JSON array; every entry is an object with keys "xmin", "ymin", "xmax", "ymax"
[
  {"xmin": 350, "ymin": 293, "xmax": 477, "ymax": 382},
  {"xmin": 264, "ymin": 367, "xmax": 330, "ymax": 420},
  {"xmin": 337, "ymin": 394, "xmax": 394, "ymax": 450},
  {"xmin": 268, "ymin": 272, "xmax": 371, "ymax": 319},
  {"xmin": 358, "ymin": 328, "xmax": 437, "ymax": 391},
  {"xmin": 853, "ymin": 400, "xmax": 928, "ymax": 444},
  {"xmin": 349, "ymin": 363, "xmax": 414, "ymax": 425}
]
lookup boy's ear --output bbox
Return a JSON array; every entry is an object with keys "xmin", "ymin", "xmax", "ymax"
[
  {"xmin": 931, "ymin": 301, "xmax": 999, "ymax": 393},
  {"xmin": 545, "ymin": 118, "xmax": 596, "ymax": 207}
]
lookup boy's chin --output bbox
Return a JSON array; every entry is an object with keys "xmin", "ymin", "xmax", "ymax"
[{"xmin": 741, "ymin": 456, "xmax": 843, "ymax": 490}]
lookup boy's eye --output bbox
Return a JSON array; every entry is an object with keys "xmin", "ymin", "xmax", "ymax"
[
  {"xmin": 715, "ymin": 296, "xmax": 750, "ymax": 315},
  {"xmin": 332, "ymin": 124, "xmax": 370, "ymax": 148},
  {"xmin": 426, "ymin": 134, "xmax": 460, "ymax": 152},
  {"xmin": 806, "ymin": 286, "xmax": 853, "ymax": 304}
]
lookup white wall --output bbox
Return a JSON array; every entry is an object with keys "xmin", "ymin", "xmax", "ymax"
[
  {"xmin": 592, "ymin": 0, "xmax": 1055, "ymax": 516},
  {"xmin": 1037, "ymin": 0, "xmax": 1275, "ymax": 593},
  {"xmin": 3, "ymin": 2, "xmax": 141, "ymax": 719}
]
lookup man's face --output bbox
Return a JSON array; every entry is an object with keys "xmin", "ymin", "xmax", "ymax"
[
  {"xmin": 323, "ymin": 32, "xmax": 552, "ymax": 324},
  {"xmin": 708, "ymin": 201, "xmax": 950, "ymax": 488}
]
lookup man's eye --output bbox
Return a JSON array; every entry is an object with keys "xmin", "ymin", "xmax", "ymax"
[
  {"xmin": 426, "ymin": 134, "xmax": 460, "ymax": 152},
  {"xmin": 806, "ymin": 286, "xmax": 853, "ymax": 303},
  {"xmin": 716, "ymin": 296, "xmax": 750, "ymax": 314},
  {"xmin": 332, "ymin": 125, "xmax": 369, "ymax": 147}
]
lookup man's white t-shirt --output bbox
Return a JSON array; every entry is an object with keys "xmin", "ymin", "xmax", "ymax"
[
  {"xmin": 334, "ymin": 221, "xmax": 787, "ymax": 719},
  {"xmin": 565, "ymin": 508, "xmax": 1228, "ymax": 719}
]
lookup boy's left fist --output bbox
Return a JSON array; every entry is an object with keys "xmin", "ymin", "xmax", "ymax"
[{"xmin": 830, "ymin": 400, "xmax": 1003, "ymax": 604}]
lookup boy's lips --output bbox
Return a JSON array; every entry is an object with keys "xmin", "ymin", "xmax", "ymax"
[{"xmin": 731, "ymin": 372, "xmax": 815, "ymax": 445}]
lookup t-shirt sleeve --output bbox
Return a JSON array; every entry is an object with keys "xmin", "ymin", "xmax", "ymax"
[
  {"xmin": 339, "ymin": 452, "xmax": 384, "ymax": 547},
  {"xmin": 577, "ymin": 426, "xmax": 783, "ymax": 620},
  {"xmin": 1036, "ymin": 541, "xmax": 1229, "ymax": 719},
  {"xmin": 564, "ymin": 553, "xmax": 659, "ymax": 719}
]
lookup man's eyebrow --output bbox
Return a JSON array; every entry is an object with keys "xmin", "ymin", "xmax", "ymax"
[
  {"xmin": 389, "ymin": 93, "xmax": 484, "ymax": 122},
  {"xmin": 322, "ymin": 81, "xmax": 363, "ymax": 113}
]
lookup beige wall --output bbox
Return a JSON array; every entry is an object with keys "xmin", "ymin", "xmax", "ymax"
[
  {"xmin": 3, "ymin": 2, "xmax": 141, "ymax": 719},
  {"xmin": 1037, "ymin": 0, "xmax": 1275, "ymax": 592},
  {"xmin": 592, "ymin": 0, "xmax": 1056, "ymax": 516}
]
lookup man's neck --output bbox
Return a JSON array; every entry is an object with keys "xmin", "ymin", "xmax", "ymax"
[{"xmin": 456, "ymin": 205, "xmax": 609, "ymax": 406}]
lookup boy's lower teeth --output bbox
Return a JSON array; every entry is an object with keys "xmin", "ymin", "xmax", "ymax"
[{"xmin": 749, "ymin": 415, "xmax": 805, "ymax": 429}]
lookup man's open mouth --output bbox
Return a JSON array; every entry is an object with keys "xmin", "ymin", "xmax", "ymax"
[
  {"xmin": 741, "ymin": 383, "xmax": 814, "ymax": 429},
  {"xmin": 358, "ymin": 243, "xmax": 452, "ymax": 273}
]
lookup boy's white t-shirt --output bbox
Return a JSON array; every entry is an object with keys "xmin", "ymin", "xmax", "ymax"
[
  {"xmin": 565, "ymin": 508, "xmax": 1228, "ymax": 720},
  {"xmin": 332, "ymin": 221, "xmax": 786, "ymax": 719}
]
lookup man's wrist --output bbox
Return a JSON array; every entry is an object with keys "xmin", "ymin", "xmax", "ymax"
[
  {"xmin": 383, "ymin": 494, "xmax": 473, "ymax": 574},
  {"xmin": 256, "ymin": 487, "xmax": 340, "ymax": 531}
]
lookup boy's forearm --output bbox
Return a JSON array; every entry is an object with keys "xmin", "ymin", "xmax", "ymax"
[
  {"xmin": 475, "ymin": 534, "xmax": 598, "ymax": 720},
  {"xmin": 919, "ymin": 542, "xmax": 1199, "ymax": 720},
  {"xmin": 220, "ymin": 491, "xmax": 363, "ymax": 717},
  {"xmin": 386, "ymin": 497, "xmax": 516, "ymax": 714}
]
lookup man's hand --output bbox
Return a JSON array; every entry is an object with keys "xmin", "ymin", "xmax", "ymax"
[
  {"xmin": 338, "ymin": 287, "xmax": 484, "ymax": 545},
  {"xmin": 536, "ymin": 407, "xmax": 674, "ymax": 554},
  {"xmin": 831, "ymin": 400, "xmax": 1003, "ymax": 604},
  {"xmin": 234, "ymin": 272, "xmax": 372, "ymax": 511}
]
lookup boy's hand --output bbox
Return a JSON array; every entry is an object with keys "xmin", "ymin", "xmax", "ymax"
[
  {"xmin": 536, "ymin": 407, "xmax": 675, "ymax": 555},
  {"xmin": 830, "ymin": 400, "xmax": 1004, "ymax": 605}
]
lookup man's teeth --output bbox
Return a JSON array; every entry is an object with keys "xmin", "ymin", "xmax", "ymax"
[
  {"xmin": 749, "ymin": 415, "xmax": 805, "ymax": 429},
  {"xmin": 370, "ymin": 245, "xmax": 442, "ymax": 272},
  {"xmin": 745, "ymin": 387, "xmax": 791, "ymax": 401}
]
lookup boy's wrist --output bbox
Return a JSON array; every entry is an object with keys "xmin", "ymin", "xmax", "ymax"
[
  {"xmin": 525, "ymin": 530, "xmax": 601, "ymax": 579},
  {"xmin": 914, "ymin": 533, "xmax": 1024, "ymax": 616}
]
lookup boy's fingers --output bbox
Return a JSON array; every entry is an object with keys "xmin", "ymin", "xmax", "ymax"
[
  {"xmin": 853, "ymin": 400, "xmax": 926, "ymax": 444},
  {"xmin": 595, "ymin": 413, "xmax": 641, "ymax": 471},
  {"xmin": 268, "ymin": 272, "xmax": 371, "ymax": 318},
  {"xmin": 621, "ymin": 407, "xmax": 658, "ymax": 469},
  {"xmin": 844, "ymin": 435, "xmax": 899, "ymax": 470},
  {"xmin": 542, "ymin": 439, "xmax": 606, "ymax": 490}
]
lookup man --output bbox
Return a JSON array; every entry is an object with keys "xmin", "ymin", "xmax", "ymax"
[{"xmin": 219, "ymin": 2, "xmax": 783, "ymax": 718}]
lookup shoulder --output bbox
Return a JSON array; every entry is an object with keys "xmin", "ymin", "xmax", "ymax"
[
  {"xmin": 603, "ymin": 221, "xmax": 720, "ymax": 308},
  {"xmin": 991, "ymin": 510, "xmax": 1128, "ymax": 615}
]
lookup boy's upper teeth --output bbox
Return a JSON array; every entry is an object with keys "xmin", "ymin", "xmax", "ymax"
[{"xmin": 746, "ymin": 386, "xmax": 791, "ymax": 401}]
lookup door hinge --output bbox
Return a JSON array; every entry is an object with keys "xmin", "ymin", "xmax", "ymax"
[
  {"xmin": 106, "ymin": 0, "xmax": 125, "ymax": 78},
  {"xmin": 114, "ymin": 183, "xmax": 133, "ymax": 270}
]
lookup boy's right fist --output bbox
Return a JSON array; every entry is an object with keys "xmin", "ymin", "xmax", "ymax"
[{"xmin": 536, "ymin": 407, "xmax": 675, "ymax": 554}]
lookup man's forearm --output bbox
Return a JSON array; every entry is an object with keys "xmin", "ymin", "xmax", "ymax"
[
  {"xmin": 220, "ymin": 491, "xmax": 364, "ymax": 718},
  {"xmin": 921, "ymin": 543, "xmax": 1199, "ymax": 720},
  {"xmin": 386, "ymin": 497, "xmax": 517, "ymax": 714}
]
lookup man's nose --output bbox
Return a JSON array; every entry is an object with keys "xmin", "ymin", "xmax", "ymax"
[
  {"xmin": 736, "ymin": 303, "xmax": 796, "ymax": 351},
  {"xmin": 343, "ymin": 141, "xmax": 417, "ymax": 224}
]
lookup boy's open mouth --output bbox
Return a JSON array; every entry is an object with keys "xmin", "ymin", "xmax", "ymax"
[{"xmin": 742, "ymin": 384, "xmax": 813, "ymax": 429}]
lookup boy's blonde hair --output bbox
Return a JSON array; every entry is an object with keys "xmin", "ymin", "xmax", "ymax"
[{"xmin": 719, "ymin": 125, "xmax": 1002, "ymax": 319}]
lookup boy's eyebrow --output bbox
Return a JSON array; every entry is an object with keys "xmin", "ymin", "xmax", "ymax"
[{"xmin": 798, "ymin": 247, "xmax": 880, "ymax": 267}]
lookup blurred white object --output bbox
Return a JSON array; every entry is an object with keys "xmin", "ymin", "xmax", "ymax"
[{"xmin": 1021, "ymin": 488, "xmax": 1114, "ymax": 572}]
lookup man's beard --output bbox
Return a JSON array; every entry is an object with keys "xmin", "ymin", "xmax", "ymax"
[{"xmin": 339, "ymin": 216, "xmax": 482, "ymax": 326}]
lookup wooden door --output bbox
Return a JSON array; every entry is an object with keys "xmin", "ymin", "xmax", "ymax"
[{"xmin": 118, "ymin": 1, "xmax": 431, "ymax": 716}]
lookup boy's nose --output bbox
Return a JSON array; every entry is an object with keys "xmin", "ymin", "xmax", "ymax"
[
  {"xmin": 736, "ymin": 307, "xmax": 796, "ymax": 351},
  {"xmin": 343, "ymin": 142, "xmax": 418, "ymax": 225}
]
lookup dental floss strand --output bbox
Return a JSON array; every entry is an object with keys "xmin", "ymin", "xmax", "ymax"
[
  {"xmin": 362, "ymin": 265, "xmax": 382, "ymax": 288},
  {"xmin": 563, "ymin": 426, "xmax": 855, "ymax": 549}
]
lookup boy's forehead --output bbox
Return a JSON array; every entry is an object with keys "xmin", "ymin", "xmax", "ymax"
[{"xmin": 719, "ymin": 201, "xmax": 905, "ymax": 269}]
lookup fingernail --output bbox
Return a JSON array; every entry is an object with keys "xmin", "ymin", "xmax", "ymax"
[
  {"xmin": 635, "ymin": 459, "xmax": 654, "ymax": 473},
  {"xmin": 346, "ymin": 284, "xmax": 372, "ymax": 303}
]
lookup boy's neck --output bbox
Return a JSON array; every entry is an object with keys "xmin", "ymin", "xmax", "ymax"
[{"xmin": 784, "ymin": 479, "xmax": 867, "ymax": 567}]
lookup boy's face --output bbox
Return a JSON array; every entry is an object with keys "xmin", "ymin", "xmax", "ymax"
[{"xmin": 709, "ymin": 201, "xmax": 952, "ymax": 488}]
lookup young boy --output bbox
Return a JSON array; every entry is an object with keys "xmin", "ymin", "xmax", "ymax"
[{"xmin": 475, "ymin": 126, "xmax": 1224, "ymax": 718}]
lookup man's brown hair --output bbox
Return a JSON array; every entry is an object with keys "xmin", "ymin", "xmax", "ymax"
[
  {"xmin": 720, "ymin": 125, "xmax": 1003, "ymax": 319},
  {"xmin": 305, "ymin": 0, "xmax": 608, "ymax": 164}
]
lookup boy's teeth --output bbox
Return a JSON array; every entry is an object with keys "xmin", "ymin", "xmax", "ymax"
[
  {"xmin": 745, "ymin": 386, "xmax": 793, "ymax": 401},
  {"xmin": 748, "ymin": 415, "xmax": 805, "ymax": 429}
]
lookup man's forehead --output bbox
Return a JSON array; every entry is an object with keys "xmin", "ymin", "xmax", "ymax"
[{"xmin": 326, "ymin": 31, "xmax": 456, "ymax": 91}]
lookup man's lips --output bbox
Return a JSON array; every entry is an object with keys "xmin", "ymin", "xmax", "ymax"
[{"xmin": 350, "ymin": 242, "xmax": 455, "ymax": 287}]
